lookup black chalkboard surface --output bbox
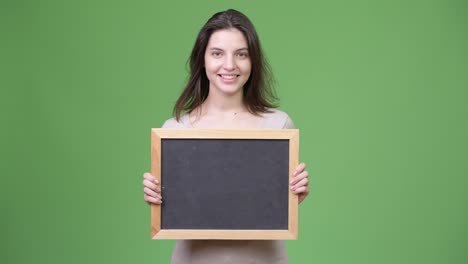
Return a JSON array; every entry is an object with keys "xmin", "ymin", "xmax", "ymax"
[{"xmin": 151, "ymin": 129, "xmax": 299, "ymax": 240}]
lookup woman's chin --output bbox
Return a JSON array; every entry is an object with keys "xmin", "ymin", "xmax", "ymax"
[{"xmin": 211, "ymin": 86, "xmax": 244, "ymax": 97}]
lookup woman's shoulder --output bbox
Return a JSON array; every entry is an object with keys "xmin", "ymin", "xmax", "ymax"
[
  {"xmin": 261, "ymin": 108, "xmax": 295, "ymax": 129},
  {"xmin": 161, "ymin": 115, "xmax": 190, "ymax": 128}
]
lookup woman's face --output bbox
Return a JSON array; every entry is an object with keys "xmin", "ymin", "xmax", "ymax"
[{"xmin": 204, "ymin": 28, "xmax": 252, "ymax": 97}]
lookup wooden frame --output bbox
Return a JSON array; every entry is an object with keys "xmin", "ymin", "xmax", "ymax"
[{"xmin": 151, "ymin": 129, "xmax": 299, "ymax": 240}]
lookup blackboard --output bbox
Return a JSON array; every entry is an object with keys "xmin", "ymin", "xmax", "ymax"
[{"xmin": 151, "ymin": 129, "xmax": 299, "ymax": 240}]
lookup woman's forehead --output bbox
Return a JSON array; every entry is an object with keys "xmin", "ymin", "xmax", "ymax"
[{"xmin": 207, "ymin": 28, "xmax": 248, "ymax": 50}]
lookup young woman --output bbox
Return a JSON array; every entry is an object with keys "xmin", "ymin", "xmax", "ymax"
[{"xmin": 143, "ymin": 9, "xmax": 310, "ymax": 264}]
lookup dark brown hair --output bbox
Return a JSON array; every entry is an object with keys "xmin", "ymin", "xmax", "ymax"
[{"xmin": 173, "ymin": 9, "xmax": 278, "ymax": 120}]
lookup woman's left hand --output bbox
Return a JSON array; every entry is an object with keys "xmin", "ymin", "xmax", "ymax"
[{"xmin": 290, "ymin": 162, "xmax": 310, "ymax": 204}]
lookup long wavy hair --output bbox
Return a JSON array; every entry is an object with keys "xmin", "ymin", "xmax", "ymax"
[{"xmin": 173, "ymin": 9, "xmax": 278, "ymax": 121}]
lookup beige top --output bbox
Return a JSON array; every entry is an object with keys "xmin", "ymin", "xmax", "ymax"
[{"xmin": 162, "ymin": 109, "xmax": 295, "ymax": 264}]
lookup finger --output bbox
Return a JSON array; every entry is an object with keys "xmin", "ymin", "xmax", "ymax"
[
  {"xmin": 294, "ymin": 163, "xmax": 306, "ymax": 176},
  {"xmin": 144, "ymin": 187, "xmax": 162, "ymax": 199},
  {"xmin": 290, "ymin": 171, "xmax": 309, "ymax": 185},
  {"xmin": 144, "ymin": 194, "xmax": 162, "ymax": 204},
  {"xmin": 143, "ymin": 179, "xmax": 161, "ymax": 192},
  {"xmin": 143, "ymin": 173, "xmax": 159, "ymax": 184},
  {"xmin": 293, "ymin": 186, "xmax": 309, "ymax": 195},
  {"xmin": 292, "ymin": 177, "xmax": 309, "ymax": 190}
]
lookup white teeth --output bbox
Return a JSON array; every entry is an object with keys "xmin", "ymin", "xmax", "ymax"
[{"xmin": 220, "ymin": 74, "xmax": 238, "ymax": 80}]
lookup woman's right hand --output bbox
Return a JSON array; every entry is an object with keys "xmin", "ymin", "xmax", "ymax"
[{"xmin": 143, "ymin": 172, "xmax": 162, "ymax": 205}]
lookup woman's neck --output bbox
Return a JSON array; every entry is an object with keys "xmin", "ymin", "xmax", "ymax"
[{"xmin": 200, "ymin": 89, "xmax": 247, "ymax": 115}]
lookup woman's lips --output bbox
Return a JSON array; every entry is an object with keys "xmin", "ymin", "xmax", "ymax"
[{"xmin": 218, "ymin": 74, "xmax": 240, "ymax": 82}]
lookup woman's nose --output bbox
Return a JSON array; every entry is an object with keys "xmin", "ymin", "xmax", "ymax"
[{"xmin": 223, "ymin": 55, "xmax": 236, "ymax": 71}]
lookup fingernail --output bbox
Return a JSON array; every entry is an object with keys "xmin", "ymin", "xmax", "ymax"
[{"xmin": 291, "ymin": 186, "xmax": 296, "ymax": 190}]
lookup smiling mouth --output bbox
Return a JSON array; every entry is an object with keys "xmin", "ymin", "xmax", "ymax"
[{"xmin": 218, "ymin": 74, "xmax": 240, "ymax": 80}]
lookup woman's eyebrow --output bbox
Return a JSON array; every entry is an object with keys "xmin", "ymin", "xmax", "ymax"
[{"xmin": 208, "ymin": 47, "xmax": 248, "ymax": 51}]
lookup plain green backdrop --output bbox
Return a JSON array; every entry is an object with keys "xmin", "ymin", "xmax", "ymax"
[{"xmin": 1, "ymin": 0, "xmax": 467, "ymax": 263}]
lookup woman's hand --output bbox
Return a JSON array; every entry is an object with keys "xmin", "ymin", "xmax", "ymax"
[
  {"xmin": 290, "ymin": 162, "xmax": 310, "ymax": 204},
  {"xmin": 143, "ymin": 172, "xmax": 162, "ymax": 205}
]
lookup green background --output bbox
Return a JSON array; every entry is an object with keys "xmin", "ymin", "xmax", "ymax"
[{"xmin": 1, "ymin": 0, "xmax": 467, "ymax": 263}]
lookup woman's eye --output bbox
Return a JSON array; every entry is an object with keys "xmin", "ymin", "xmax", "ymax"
[
  {"xmin": 212, "ymin": 52, "xmax": 222, "ymax": 57},
  {"xmin": 237, "ymin": 53, "xmax": 249, "ymax": 58}
]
